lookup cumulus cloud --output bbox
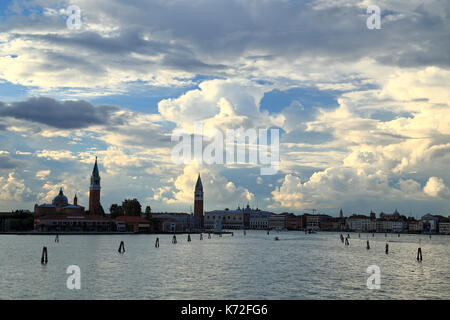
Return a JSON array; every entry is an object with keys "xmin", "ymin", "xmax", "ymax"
[
  {"xmin": 35, "ymin": 170, "xmax": 51, "ymax": 180},
  {"xmin": 158, "ymin": 78, "xmax": 277, "ymax": 132},
  {"xmin": 270, "ymin": 65, "xmax": 450, "ymax": 212},
  {"xmin": 35, "ymin": 149, "xmax": 76, "ymax": 160},
  {"xmin": 424, "ymin": 177, "xmax": 450, "ymax": 198},
  {"xmin": 151, "ymin": 164, "xmax": 254, "ymax": 209},
  {"xmin": 0, "ymin": 173, "xmax": 32, "ymax": 202}
]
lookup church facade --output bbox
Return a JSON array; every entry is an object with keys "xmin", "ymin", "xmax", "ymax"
[
  {"xmin": 34, "ymin": 158, "xmax": 103, "ymax": 216},
  {"xmin": 34, "ymin": 188, "xmax": 84, "ymax": 216}
]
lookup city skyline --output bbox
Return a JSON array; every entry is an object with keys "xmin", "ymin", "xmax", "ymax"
[
  {"xmin": 2, "ymin": 156, "xmax": 445, "ymax": 219},
  {"xmin": 0, "ymin": 0, "xmax": 449, "ymax": 217}
]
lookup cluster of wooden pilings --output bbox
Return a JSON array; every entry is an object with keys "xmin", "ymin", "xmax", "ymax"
[{"xmin": 339, "ymin": 233, "xmax": 425, "ymax": 261}]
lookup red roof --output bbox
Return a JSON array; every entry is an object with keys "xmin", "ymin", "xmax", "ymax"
[
  {"xmin": 115, "ymin": 216, "xmax": 150, "ymax": 223},
  {"xmin": 36, "ymin": 215, "xmax": 113, "ymax": 221}
]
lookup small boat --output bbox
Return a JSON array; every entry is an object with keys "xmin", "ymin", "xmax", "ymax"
[{"xmin": 274, "ymin": 237, "xmax": 279, "ymax": 241}]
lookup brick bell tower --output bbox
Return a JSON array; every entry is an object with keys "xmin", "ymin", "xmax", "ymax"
[
  {"xmin": 89, "ymin": 156, "xmax": 101, "ymax": 214},
  {"xmin": 194, "ymin": 174, "xmax": 204, "ymax": 228}
]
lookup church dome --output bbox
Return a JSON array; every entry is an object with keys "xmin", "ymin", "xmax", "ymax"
[{"xmin": 52, "ymin": 188, "xmax": 68, "ymax": 207}]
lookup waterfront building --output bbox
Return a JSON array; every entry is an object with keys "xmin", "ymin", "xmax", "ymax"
[
  {"xmin": 381, "ymin": 219, "xmax": 393, "ymax": 232},
  {"xmin": 375, "ymin": 219, "xmax": 384, "ymax": 232},
  {"xmin": 346, "ymin": 214, "xmax": 372, "ymax": 232},
  {"xmin": 407, "ymin": 219, "xmax": 423, "ymax": 233},
  {"xmin": 421, "ymin": 214, "xmax": 439, "ymax": 233},
  {"xmin": 303, "ymin": 214, "xmax": 321, "ymax": 231},
  {"xmin": 380, "ymin": 209, "xmax": 401, "ymax": 220},
  {"xmin": 368, "ymin": 219, "xmax": 377, "ymax": 232},
  {"xmin": 371, "ymin": 210, "xmax": 407, "ymax": 232},
  {"xmin": 215, "ymin": 216, "xmax": 223, "ymax": 232},
  {"xmin": 150, "ymin": 212, "xmax": 193, "ymax": 232},
  {"xmin": 150, "ymin": 216, "xmax": 184, "ymax": 233},
  {"xmin": 249, "ymin": 213, "xmax": 271, "ymax": 229},
  {"xmin": 204, "ymin": 207, "xmax": 250, "ymax": 229},
  {"xmin": 34, "ymin": 215, "xmax": 113, "ymax": 232},
  {"xmin": 392, "ymin": 220, "xmax": 408, "ymax": 233},
  {"xmin": 249, "ymin": 207, "xmax": 273, "ymax": 229},
  {"xmin": 320, "ymin": 216, "xmax": 345, "ymax": 231},
  {"xmin": 115, "ymin": 216, "xmax": 151, "ymax": 232},
  {"xmin": 284, "ymin": 213, "xmax": 305, "ymax": 230},
  {"xmin": 269, "ymin": 213, "xmax": 287, "ymax": 230},
  {"xmin": 439, "ymin": 222, "xmax": 450, "ymax": 234}
]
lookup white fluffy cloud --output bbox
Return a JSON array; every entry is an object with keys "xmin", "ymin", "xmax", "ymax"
[
  {"xmin": 270, "ymin": 66, "xmax": 450, "ymax": 211},
  {"xmin": 151, "ymin": 164, "xmax": 254, "ymax": 210},
  {"xmin": 0, "ymin": 173, "xmax": 32, "ymax": 202},
  {"xmin": 0, "ymin": 0, "xmax": 449, "ymax": 215},
  {"xmin": 424, "ymin": 177, "xmax": 450, "ymax": 198},
  {"xmin": 158, "ymin": 78, "xmax": 279, "ymax": 132}
]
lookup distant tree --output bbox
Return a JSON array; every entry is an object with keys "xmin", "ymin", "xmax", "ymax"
[
  {"xmin": 109, "ymin": 204, "xmax": 124, "ymax": 218},
  {"xmin": 122, "ymin": 199, "xmax": 142, "ymax": 216},
  {"xmin": 9, "ymin": 217, "xmax": 34, "ymax": 231},
  {"xmin": 144, "ymin": 205, "xmax": 152, "ymax": 220}
]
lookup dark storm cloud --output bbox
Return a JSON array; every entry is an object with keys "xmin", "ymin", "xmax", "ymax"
[
  {"xmin": 39, "ymin": 51, "xmax": 107, "ymax": 75},
  {"xmin": 21, "ymin": 29, "xmax": 178, "ymax": 56},
  {"xmin": 1, "ymin": 0, "xmax": 449, "ymax": 87},
  {"xmin": 162, "ymin": 54, "xmax": 228, "ymax": 72},
  {"xmin": 69, "ymin": 0, "xmax": 449, "ymax": 67},
  {"xmin": 0, "ymin": 97, "xmax": 124, "ymax": 129},
  {"xmin": 13, "ymin": 28, "xmax": 230, "ymax": 75},
  {"xmin": 375, "ymin": 6, "xmax": 450, "ymax": 68},
  {"xmin": 1, "ymin": 0, "xmax": 448, "ymax": 84}
]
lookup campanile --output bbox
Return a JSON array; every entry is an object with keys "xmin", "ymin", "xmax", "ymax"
[
  {"xmin": 194, "ymin": 174, "xmax": 204, "ymax": 227},
  {"xmin": 89, "ymin": 157, "xmax": 101, "ymax": 214}
]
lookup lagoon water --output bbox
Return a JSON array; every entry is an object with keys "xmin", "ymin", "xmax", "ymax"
[{"xmin": 0, "ymin": 231, "xmax": 449, "ymax": 299}]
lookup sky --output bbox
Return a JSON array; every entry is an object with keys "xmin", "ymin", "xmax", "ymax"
[{"xmin": 0, "ymin": 0, "xmax": 449, "ymax": 217}]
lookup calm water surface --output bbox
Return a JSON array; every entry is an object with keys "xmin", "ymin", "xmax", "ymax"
[{"xmin": 0, "ymin": 231, "xmax": 449, "ymax": 299}]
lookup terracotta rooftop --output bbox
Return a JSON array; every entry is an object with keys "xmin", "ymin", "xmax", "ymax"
[
  {"xmin": 115, "ymin": 216, "xmax": 150, "ymax": 223},
  {"xmin": 36, "ymin": 215, "xmax": 113, "ymax": 221}
]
